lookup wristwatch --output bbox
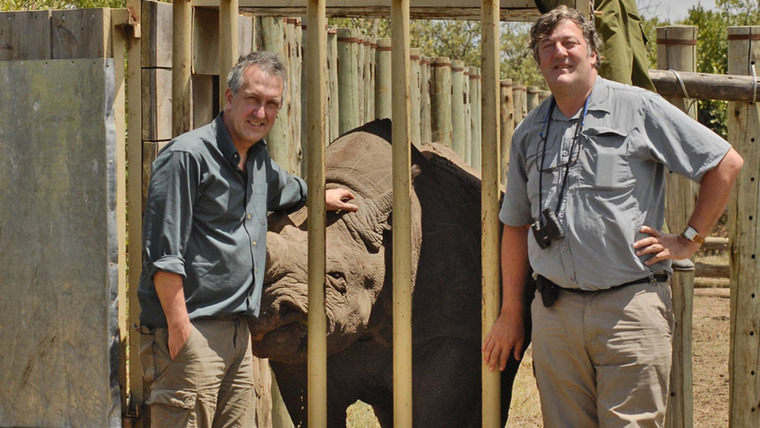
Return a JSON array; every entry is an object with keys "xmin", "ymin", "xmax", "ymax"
[{"xmin": 682, "ymin": 226, "xmax": 705, "ymax": 245}]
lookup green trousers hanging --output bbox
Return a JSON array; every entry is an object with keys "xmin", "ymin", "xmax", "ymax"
[{"xmin": 594, "ymin": 0, "xmax": 656, "ymax": 91}]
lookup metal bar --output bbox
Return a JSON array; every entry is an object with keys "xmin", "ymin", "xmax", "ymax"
[
  {"xmin": 306, "ymin": 1, "xmax": 328, "ymax": 427},
  {"xmin": 391, "ymin": 0, "xmax": 413, "ymax": 426},
  {"xmin": 480, "ymin": 0, "xmax": 501, "ymax": 427}
]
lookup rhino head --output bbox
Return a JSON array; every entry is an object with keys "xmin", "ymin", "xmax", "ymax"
[{"xmin": 249, "ymin": 119, "xmax": 422, "ymax": 364}]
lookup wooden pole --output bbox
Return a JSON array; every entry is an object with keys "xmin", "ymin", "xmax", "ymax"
[
  {"xmin": 124, "ymin": 1, "xmax": 143, "ymax": 424},
  {"xmin": 376, "ymin": 37, "xmax": 392, "ymax": 119},
  {"xmin": 172, "ymin": 0, "xmax": 192, "ymax": 137},
  {"xmin": 420, "ymin": 56, "xmax": 431, "ymax": 143},
  {"xmin": 337, "ymin": 28, "xmax": 359, "ymax": 134},
  {"xmin": 657, "ymin": 26, "xmax": 697, "ymax": 428},
  {"xmin": 512, "ymin": 84, "xmax": 526, "ymax": 129},
  {"xmin": 481, "ymin": 1, "xmax": 501, "ymax": 426},
  {"xmin": 469, "ymin": 66, "xmax": 482, "ymax": 170},
  {"xmin": 410, "ymin": 47, "xmax": 421, "ymax": 147},
  {"xmin": 431, "ymin": 56, "xmax": 452, "ymax": 146},
  {"xmin": 357, "ymin": 36, "xmax": 366, "ymax": 124},
  {"xmin": 500, "ymin": 79, "xmax": 514, "ymax": 186},
  {"xmin": 306, "ymin": 1, "xmax": 327, "ymax": 427},
  {"xmin": 289, "ymin": 18, "xmax": 303, "ymax": 175},
  {"xmin": 367, "ymin": 38, "xmax": 377, "ymax": 121},
  {"xmin": 260, "ymin": 17, "xmax": 292, "ymax": 171},
  {"xmin": 451, "ymin": 59, "xmax": 466, "ymax": 158},
  {"xmin": 219, "ymin": 0, "xmax": 238, "ymax": 111},
  {"xmin": 727, "ymin": 25, "xmax": 760, "ymax": 428},
  {"xmin": 648, "ymin": 69, "xmax": 760, "ymax": 103},
  {"xmin": 327, "ymin": 26, "xmax": 339, "ymax": 143},
  {"xmin": 656, "ymin": 25, "xmax": 697, "ymax": 428},
  {"xmin": 526, "ymin": 85, "xmax": 539, "ymax": 112},
  {"xmin": 464, "ymin": 67, "xmax": 472, "ymax": 165},
  {"xmin": 391, "ymin": 1, "xmax": 413, "ymax": 426}
]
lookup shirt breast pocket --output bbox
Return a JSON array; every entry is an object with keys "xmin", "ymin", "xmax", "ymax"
[
  {"xmin": 583, "ymin": 127, "xmax": 633, "ymax": 189},
  {"xmin": 252, "ymin": 181, "xmax": 268, "ymax": 225}
]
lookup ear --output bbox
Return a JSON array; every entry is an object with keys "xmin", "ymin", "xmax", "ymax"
[
  {"xmin": 342, "ymin": 190, "xmax": 393, "ymax": 253},
  {"xmin": 225, "ymin": 87, "xmax": 233, "ymax": 110}
]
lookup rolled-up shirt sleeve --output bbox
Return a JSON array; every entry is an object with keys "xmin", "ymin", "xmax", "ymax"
[{"xmin": 142, "ymin": 150, "xmax": 199, "ymax": 280}]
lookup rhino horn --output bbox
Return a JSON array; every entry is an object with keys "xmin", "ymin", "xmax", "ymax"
[{"xmin": 343, "ymin": 189, "xmax": 393, "ymax": 253}]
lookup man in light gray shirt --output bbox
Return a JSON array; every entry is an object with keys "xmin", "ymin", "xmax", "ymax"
[{"xmin": 482, "ymin": 6, "xmax": 743, "ymax": 427}]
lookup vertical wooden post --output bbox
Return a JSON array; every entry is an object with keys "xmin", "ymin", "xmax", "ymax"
[
  {"xmin": 259, "ymin": 17, "xmax": 292, "ymax": 171},
  {"xmin": 125, "ymin": 1, "xmax": 143, "ymax": 424},
  {"xmin": 172, "ymin": 0, "xmax": 192, "ymax": 137},
  {"xmin": 464, "ymin": 67, "xmax": 472, "ymax": 165},
  {"xmin": 337, "ymin": 28, "xmax": 359, "ymax": 134},
  {"xmin": 512, "ymin": 84, "xmax": 526, "ymax": 129},
  {"xmin": 357, "ymin": 37, "xmax": 366, "ymax": 124},
  {"xmin": 306, "ymin": 1, "xmax": 328, "ymax": 427},
  {"xmin": 362, "ymin": 38, "xmax": 377, "ymax": 123},
  {"xmin": 410, "ymin": 47, "xmax": 422, "ymax": 147},
  {"xmin": 376, "ymin": 37, "xmax": 392, "ymax": 119},
  {"xmin": 451, "ymin": 59, "xmax": 466, "ymax": 158},
  {"xmin": 431, "ymin": 56, "xmax": 452, "ymax": 146},
  {"xmin": 390, "ymin": 1, "xmax": 413, "ymax": 426},
  {"xmin": 481, "ymin": 1, "xmax": 501, "ymax": 427},
  {"xmin": 420, "ymin": 56, "xmax": 431, "ymax": 143},
  {"xmin": 469, "ymin": 66, "xmax": 481, "ymax": 170},
  {"xmin": 327, "ymin": 27, "xmax": 339, "ymax": 144},
  {"xmin": 500, "ymin": 79, "xmax": 514, "ymax": 185},
  {"xmin": 219, "ymin": 0, "xmax": 238, "ymax": 111},
  {"xmin": 526, "ymin": 86, "xmax": 539, "ymax": 112},
  {"xmin": 656, "ymin": 26, "xmax": 697, "ymax": 428},
  {"xmin": 727, "ymin": 25, "xmax": 760, "ymax": 428}
]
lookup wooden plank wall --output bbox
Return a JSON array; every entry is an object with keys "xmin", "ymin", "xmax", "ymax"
[{"xmin": 0, "ymin": 7, "xmax": 125, "ymax": 426}]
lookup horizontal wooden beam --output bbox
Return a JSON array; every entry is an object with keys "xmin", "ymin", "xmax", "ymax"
[
  {"xmin": 192, "ymin": 0, "xmax": 542, "ymax": 20},
  {"xmin": 650, "ymin": 69, "xmax": 760, "ymax": 103}
]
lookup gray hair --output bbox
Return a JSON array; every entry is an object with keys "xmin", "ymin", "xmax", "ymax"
[
  {"xmin": 529, "ymin": 5, "xmax": 602, "ymax": 70},
  {"xmin": 226, "ymin": 51, "xmax": 288, "ymax": 94}
]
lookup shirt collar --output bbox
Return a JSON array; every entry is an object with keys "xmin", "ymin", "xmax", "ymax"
[
  {"xmin": 212, "ymin": 112, "xmax": 267, "ymax": 167},
  {"xmin": 550, "ymin": 75, "xmax": 612, "ymax": 122}
]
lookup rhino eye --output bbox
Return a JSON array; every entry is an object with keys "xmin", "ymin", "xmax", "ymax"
[
  {"xmin": 328, "ymin": 271, "xmax": 345, "ymax": 280},
  {"xmin": 327, "ymin": 271, "xmax": 347, "ymax": 294}
]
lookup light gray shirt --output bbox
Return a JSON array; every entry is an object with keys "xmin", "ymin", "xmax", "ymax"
[
  {"xmin": 500, "ymin": 77, "xmax": 730, "ymax": 290},
  {"xmin": 138, "ymin": 113, "xmax": 307, "ymax": 328}
]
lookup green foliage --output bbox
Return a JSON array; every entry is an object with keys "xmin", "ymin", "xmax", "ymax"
[
  {"xmin": 0, "ymin": 0, "xmax": 124, "ymax": 10},
  {"xmin": 328, "ymin": 17, "xmax": 544, "ymax": 88}
]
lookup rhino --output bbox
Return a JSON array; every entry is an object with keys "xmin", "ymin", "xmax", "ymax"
[{"xmin": 249, "ymin": 119, "xmax": 530, "ymax": 427}]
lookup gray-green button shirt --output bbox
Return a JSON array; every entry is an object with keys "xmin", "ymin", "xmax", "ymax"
[
  {"xmin": 500, "ymin": 77, "xmax": 730, "ymax": 290},
  {"xmin": 138, "ymin": 113, "xmax": 307, "ymax": 328}
]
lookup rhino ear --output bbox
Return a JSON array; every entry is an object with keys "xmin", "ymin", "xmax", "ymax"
[{"xmin": 343, "ymin": 189, "xmax": 393, "ymax": 253}]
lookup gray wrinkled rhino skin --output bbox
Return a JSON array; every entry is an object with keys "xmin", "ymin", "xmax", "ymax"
[{"xmin": 250, "ymin": 119, "xmax": 529, "ymax": 427}]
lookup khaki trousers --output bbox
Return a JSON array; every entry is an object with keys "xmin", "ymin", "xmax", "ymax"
[
  {"xmin": 531, "ymin": 281, "xmax": 674, "ymax": 428},
  {"xmin": 140, "ymin": 317, "xmax": 256, "ymax": 427}
]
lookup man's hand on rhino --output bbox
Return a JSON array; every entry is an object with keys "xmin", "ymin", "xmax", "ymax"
[
  {"xmin": 482, "ymin": 313, "xmax": 525, "ymax": 372},
  {"xmin": 325, "ymin": 188, "xmax": 358, "ymax": 212}
]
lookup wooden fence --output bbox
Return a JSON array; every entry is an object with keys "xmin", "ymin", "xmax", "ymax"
[{"xmin": 1, "ymin": 1, "xmax": 759, "ymax": 427}]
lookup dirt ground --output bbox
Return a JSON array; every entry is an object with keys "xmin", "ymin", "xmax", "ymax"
[{"xmin": 347, "ymin": 292, "xmax": 732, "ymax": 427}]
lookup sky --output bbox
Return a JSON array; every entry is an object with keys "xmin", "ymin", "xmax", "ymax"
[{"xmin": 637, "ymin": 0, "xmax": 718, "ymax": 22}]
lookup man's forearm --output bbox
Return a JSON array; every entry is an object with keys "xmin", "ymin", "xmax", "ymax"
[
  {"xmin": 687, "ymin": 147, "xmax": 743, "ymax": 235},
  {"xmin": 500, "ymin": 224, "xmax": 531, "ymax": 319},
  {"xmin": 154, "ymin": 270, "xmax": 190, "ymax": 329}
]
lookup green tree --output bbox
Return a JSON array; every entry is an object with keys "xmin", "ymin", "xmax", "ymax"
[{"xmin": 0, "ymin": 0, "xmax": 124, "ymax": 10}]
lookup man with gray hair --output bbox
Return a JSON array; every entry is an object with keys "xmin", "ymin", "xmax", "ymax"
[
  {"xmin": 138, "ymin": 51, "xmax": 357, "ymax": 426},
  {"xmin": 483, "ymin": 6, "xmax": 742, "ymax": 427}
]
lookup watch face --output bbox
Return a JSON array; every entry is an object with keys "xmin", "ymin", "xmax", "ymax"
[{"xmin": 684, "ymin": 228, "xmax": 697, "ymax": 240}]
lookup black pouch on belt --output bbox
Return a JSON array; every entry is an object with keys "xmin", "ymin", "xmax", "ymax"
[{"xmin": 536, "ymin": 275, "xmax": 559, "ymax": 307}]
